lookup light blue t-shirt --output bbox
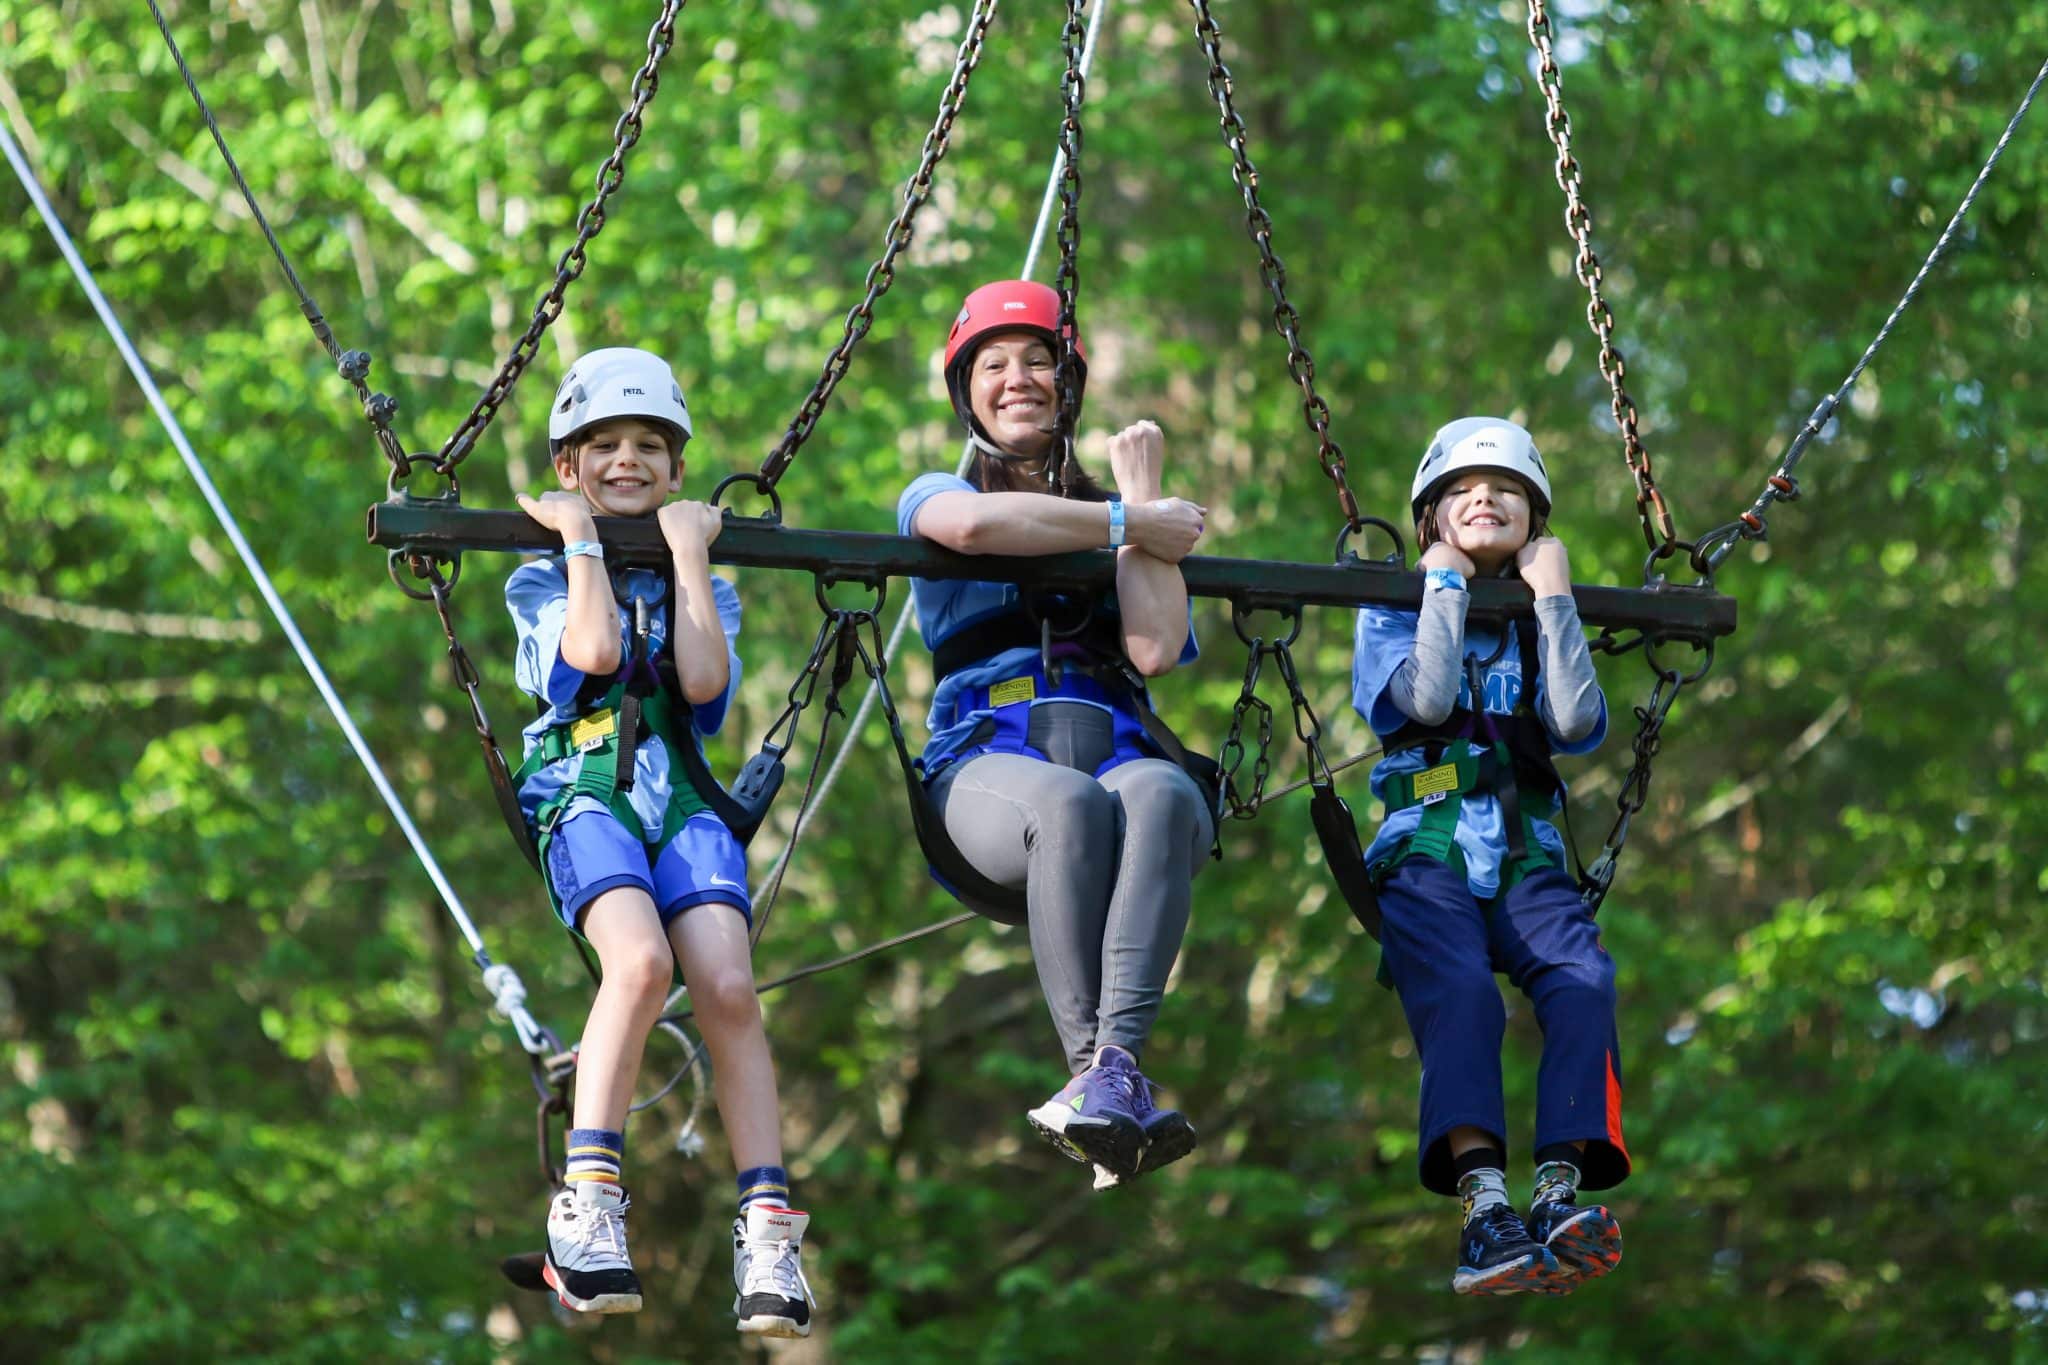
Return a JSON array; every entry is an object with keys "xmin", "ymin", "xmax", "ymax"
[
  {"xmin": 505, "ymin": 558, "xmax": 742, "ymax": 842},
  {"xmin": 896, "ymin": 471, "xmax": 1198, "ymax": 774},
  {"xmin": 1351, "ymin": 605, "xmax": 1606, "ymax": 898}
]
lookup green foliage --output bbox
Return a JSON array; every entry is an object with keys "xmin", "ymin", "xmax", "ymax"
[{"xmin": 3, "ymin": 0, "xmax": 2044, "ymax": 1359}]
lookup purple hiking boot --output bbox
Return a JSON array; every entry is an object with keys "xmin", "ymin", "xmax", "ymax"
[
  {"xmin": 1026, "ymin": 1047, "xmax": 1146, "ymax": 1176},
  {"xmin": 1091, "ymin": 1057, "xmax": 1198, "ymax": 1190}
]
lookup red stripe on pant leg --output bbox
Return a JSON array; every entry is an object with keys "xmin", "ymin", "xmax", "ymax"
[{"xmin": 1604, "ymin": 1050, "xmax": 1628, "ymax": 1160}]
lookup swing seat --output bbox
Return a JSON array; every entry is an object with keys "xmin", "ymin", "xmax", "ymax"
[{"xmin": 1310, "ymin": 784, "xmax": 1381, "ymax": 940}]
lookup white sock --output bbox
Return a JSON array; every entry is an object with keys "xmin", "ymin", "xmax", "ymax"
[{"xmin": 1458, "ymin": 1167, "xmax": 1510, "ymax": 1225}]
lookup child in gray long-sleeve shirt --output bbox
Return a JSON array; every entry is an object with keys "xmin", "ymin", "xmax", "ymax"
[{"xmin": 1350, "ymin": 417, "xmax": 1624, "ymax": 1298}]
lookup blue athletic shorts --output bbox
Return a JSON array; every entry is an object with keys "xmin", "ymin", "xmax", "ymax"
[{"xmin": 543, "ymin": 803, "xmax": 752, "ymax": 932}]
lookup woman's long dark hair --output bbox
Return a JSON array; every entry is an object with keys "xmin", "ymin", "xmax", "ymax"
[{"xmin": 969, "ymin": 448, "xmax": 1111, "ymax": 501}]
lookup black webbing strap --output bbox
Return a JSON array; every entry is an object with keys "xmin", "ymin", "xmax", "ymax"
[
  {"xmin": 929, "ymin": 606, "xmax": 1123, "ymax": 682},
  {"xmin": 651, "ymin": 655, "xmax": 777, "ymax": 846},
  {"xmin": 614, "ymin": 600, "xmax": 651, "ymax": 795},
  {"xmin": 488, "ymin": 739, "xmax": 545, "ymax": 876}
]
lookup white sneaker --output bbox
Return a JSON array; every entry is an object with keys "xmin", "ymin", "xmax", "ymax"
[
  {"xmin": 543, "ymin": 1183, "xmax": 643, "ymax": 1314},
  {"xmin": 731, "ymin": 1204, "xmax": 816, "ymax": 1338}
]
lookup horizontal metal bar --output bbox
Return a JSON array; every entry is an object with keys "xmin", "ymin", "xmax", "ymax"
[{"xmin": 367, "ymin": 499, "xmax": 1737, "ymax": 637}]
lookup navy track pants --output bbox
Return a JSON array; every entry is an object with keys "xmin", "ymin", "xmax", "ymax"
[{"xmin": 1376, "ymin": 857, "xmax": 1630, "ymax": 1196}]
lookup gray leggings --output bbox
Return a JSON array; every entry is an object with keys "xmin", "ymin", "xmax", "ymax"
[{"xmin": 929, "ymin": 746, "xmax": 1214, "ymax": 1075}]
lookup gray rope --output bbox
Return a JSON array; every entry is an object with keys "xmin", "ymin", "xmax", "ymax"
[
  {"xmin": 1700, "ymin": 53, "xmax": 2048, "ymax": 573},
  {"xmin": 1, "ymin": 116, "xmax": 555, "ymax": 1060}
]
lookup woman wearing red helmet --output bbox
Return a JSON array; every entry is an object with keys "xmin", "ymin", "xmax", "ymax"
[{"xmin": 895, "ymin": 280, "xmax": 1214, "ymax": 1189}]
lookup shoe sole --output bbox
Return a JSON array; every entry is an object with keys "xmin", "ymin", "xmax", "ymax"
[
  {"xmin": 1543, "ymin": 1206, "xmax": 1623, "ymax": 1285},
  {"xmin": 1026, "ymin": 1104, "xmax": 1145, "ymax": 1175},
  {"xmin": 1135, "ymin": 1115, "xmax": 1199, "ymax": 1177},
  {"xmin": 737, "ymin": 1313, "xmax": 811, "ymax": 1339},
  {"xmin": 1451, "ymin": 1247, "xmax": 1563, "ymax": 1296},
  {"xmin": 1095, "ymin": 1115, "xmax": 1202, "ymax": 1191},
  {"xmin": 542, "ymin": 1260, "xmax": 642, "ymax": 1315}
]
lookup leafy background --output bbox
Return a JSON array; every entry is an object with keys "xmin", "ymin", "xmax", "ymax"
[{"xmin": 2, "ymin": 1, "xmax": 2044, "ymax": 1360}]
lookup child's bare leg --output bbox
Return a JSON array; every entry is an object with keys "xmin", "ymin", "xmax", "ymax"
[
  {"xmin": 541, "ymin": 885, "xmax": 668, "ymax": 1317},
  {"xmin": 1448, "ymin": 1125, "xmax": 1498, "ymax": 1158},
  {"xmin": 667, "ymin": 903, "xmax": 783, "ymax": 1169},
  {"xmin": 671, "ymin": 902, "xmax": 814, "ymax": 1337},
  {"xmin": 576, "ymin": 887, "xmax": 676, "ymax": 1132}
]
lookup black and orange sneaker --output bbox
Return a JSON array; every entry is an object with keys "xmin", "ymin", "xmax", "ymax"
[
  {"xmin": 1527, "ymin": 1195, "xmax": 1623, "ymax": 1290},
  {"xmin": 1452, "ymin": 1203, "xmax": 1561, "ymax": 1296}
]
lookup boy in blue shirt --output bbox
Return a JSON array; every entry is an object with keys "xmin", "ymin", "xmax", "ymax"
[
  {"xmin": 506, "ymin": 348, "xmax": 814, "ymax": 1336},
  {"xmin": 1352, "ymin": 417, "xmax": 1624, "ymax": 1296}
]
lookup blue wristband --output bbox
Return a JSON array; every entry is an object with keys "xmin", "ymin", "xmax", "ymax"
[
  {"xmin": 1424, "ymin": 566, "xmax": 1466, "ymax": 592},
  {"xmin": 1107, "ymin": 499, "xmax": 1127, "ymax": 549},
  {"xmin": 562, "ymin": 539, "xmax": 604, "ymax": 562}
]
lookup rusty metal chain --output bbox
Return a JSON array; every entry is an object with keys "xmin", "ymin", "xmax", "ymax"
[
  {"xmin": 1218, "ymin": 639, "xmax": 1277, "ymax": 819},
  {"xmin": 1579, "ymin": 631, "xmax": 1714, "ymax": 911},
  {"xmin": 1271, "ymin": 632, "xmax": 1339, "ymax": 793},
  {"xmin": 1187, "ymin": 0, "xmax": 1358, "ymax": 537},
  {"xmin": 1524, "ymin": 0, "xmax": 1675, "ymax": 558},
  {"xmin": 435, "ymin": 0, "xmax": 689, "ymax": 477},
  {"xmin": 756, "ymin": 0, "xmax": 1001, "ymax": 497},
  {"xmin": 1048, "ymin": 0, "xmax": 1089, "ymax": 495}
]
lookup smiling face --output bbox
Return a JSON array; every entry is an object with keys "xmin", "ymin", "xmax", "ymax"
[
  {"xmin": 554, "ymin": 417, "xmax": 680, "ymax": 518},
  {"xmin": 966, "ymin": 331, "xmax": 1057, "ymax": 461},
  {"xmin": 1431, "ymin": 471, "xmax": 1534, "ymax": 574}
]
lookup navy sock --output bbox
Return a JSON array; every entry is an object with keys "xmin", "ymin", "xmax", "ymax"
[
  {"xmin": 737, "ymin": 1164, "xmax": 790, "ymax": 1216},
  {"xmin": 565, "ymin": 1127, "xmax": 624, "ymax": 1198}
]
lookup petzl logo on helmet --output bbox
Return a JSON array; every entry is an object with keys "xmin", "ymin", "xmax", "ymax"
[
  {"xmin": 1002, "ymin": 300, "xmax": 1028, "ymax": 311},
  {"xmin": 622, "ymin": 386, "xmax": 645, "ymax": 395}
]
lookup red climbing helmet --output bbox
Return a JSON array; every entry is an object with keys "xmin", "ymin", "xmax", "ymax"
[{"xmin": 942, "ymin": 280, "xmax": 1087, "ymax": 441}]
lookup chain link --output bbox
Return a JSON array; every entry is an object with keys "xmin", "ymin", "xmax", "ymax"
[
  {"xmin": 1579, "ymin": 631, "xmax": 1713, "ymax": 910},
  {"xmin": 1186, "ymin": 0, "xmax": 1358, "ymax": 535},
  {"xmin": 756, "ymin": 0, "xmax": 1000, "ymax": 494},
  {"xmin": 1271, "ymin": 637, "xmax": 1339, "ymax": 790},
  {"xmin": 1218, "ymin": 642, "xmax": 1276, "ymax": 818},
  {"xmin": 1048, "ymin": 0, "xmax": 1089, "ymax": 496},
  {"xmin": 435, "ymin": 0, "xmax": 689, "ymax": 475},
  {"xmin": 1524, "ymin": 0, "xmax": 1674, "ymax": 556}
]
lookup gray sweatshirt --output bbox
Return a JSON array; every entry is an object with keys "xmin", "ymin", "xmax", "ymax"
[{"xmin": 1385, "ymin": 577, "xmax": 1603, "ymax": 743}]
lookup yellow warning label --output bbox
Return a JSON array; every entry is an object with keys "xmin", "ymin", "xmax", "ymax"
[
  {"xmin": 569, "ymin": 709, "xmax": 617, "ymax": 752},
  {"xmin": 989, "ymin": 676, "xmax": 1038, "ymax": 707},
  {"xmin": 1411, "ymin": 762, "xmax": 1461, "ymax": 800}
]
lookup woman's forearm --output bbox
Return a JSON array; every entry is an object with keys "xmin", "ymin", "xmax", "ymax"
[
  {"xmin": 1115, "ymin": 548, "xmax": 1190, "ymax": 676},
  {"xmin": 913, "ymin": 490, "xmax": 1113, "ymax": 555}
]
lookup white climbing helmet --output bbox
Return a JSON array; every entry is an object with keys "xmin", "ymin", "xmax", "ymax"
[
  {"xmin": 1409, "ymin": 416, "xmax": 1552, "ymax": 519},
  {"xmin": 547, "ymin": 347, "xmax": 692, "ymax": 456}
]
